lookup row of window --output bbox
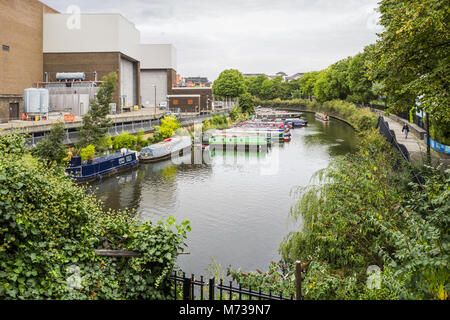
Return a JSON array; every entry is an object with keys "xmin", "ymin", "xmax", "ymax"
[{"xmin": 172, "ymin": 99, "xmax": 194, "ymax": 105}]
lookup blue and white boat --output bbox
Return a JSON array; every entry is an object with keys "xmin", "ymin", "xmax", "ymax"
[{"xmin": 66, "ymin": 149, "xmax": 139, "ymax": 182}]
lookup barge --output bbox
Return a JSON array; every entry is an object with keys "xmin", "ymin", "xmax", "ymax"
[
  {"xmin": 315, "ymin": 113, "xmax": 330, "ymax": 121},
  {"xmin": 66, "ymin": 149, "xmax": 139, "ymax": 182},
  {"xmin": 139, "ymin": 136, "xmax": 192, "ymax": 162}
]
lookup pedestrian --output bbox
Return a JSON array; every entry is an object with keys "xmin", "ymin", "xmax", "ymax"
[{"xmin": 402, "ymin": 123, "xmax": 410, "ymax": 139}]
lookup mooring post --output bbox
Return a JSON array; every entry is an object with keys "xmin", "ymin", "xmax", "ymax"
[{"xmin": 295, "ymin": 260, "xmax": 302, "ymax": 300}]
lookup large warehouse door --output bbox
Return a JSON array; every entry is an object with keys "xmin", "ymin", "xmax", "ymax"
[
  {"xmin": 120, "ymin": 58, "xmax": 136, "ymax": 109},
  {"xmin": 140, "ymin": 70, "xmax": 167, "ymax": 107}
]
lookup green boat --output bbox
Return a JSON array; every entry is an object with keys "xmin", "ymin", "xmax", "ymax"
[
  {"xmin": 209, "ymin": 135, "xmax": 271, "ymax": 147},
  {"xmin": 221, "ymin": 129, "xmax": 285, "ymax": 141}
]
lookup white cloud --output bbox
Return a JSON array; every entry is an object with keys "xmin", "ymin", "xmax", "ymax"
[{"xmin": 41, "ymin": 0, "xmax": 380, "ymax": 80}]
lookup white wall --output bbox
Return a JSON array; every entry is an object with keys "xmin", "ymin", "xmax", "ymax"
[
  {"xmin": 139, "ymin": 44, "xmax": 177, "ymax": 70},
  {"xmin": 44, "ymin": 14, "xmax": 141, "ymax": 60},
  {"xmin": 140, "ymin": 70, "xmax": 167, "ymax": 107}
]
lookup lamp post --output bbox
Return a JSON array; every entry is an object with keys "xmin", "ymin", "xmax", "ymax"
[{"xmin": 152, "ymin": 84, "xmax": 156, "ymax": 118}]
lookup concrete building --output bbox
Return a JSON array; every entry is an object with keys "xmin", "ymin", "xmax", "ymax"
[{"xmin": 0, "ymin": 0, "xmax": 58, "ymax": 122}]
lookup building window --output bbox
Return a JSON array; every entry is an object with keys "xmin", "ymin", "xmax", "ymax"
[
  {"xmin": 188, "ymin": 99, "xmax": 193, "ymax": 105},
  {"xmin": 2, "ymin": 45, "xmax": 10, "ymax": 52},
  {"xmin": 173, "ymin": 99, "xmax": 178, "ymax": 105}
]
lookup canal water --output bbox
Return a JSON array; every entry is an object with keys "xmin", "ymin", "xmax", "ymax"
[{"xmin": 89, "ymin": 113, "xmax": 357, "ymax": 275}]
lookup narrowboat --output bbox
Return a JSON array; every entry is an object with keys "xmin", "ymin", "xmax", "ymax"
[
  {"xmin": 222, "ymin": 128, "xmax": 286, "ymax": 142},
  {"xmin": 209, "ymin": 135, "xmax": 271, "ymax": 148},
  {"xmin": 285, "ymin": 118, "xmax": 308, "ymax": 127},
  {"xmin": 66, "ymin": 149, "xmax": 139, "ymax": 182},
  {"xmin": 139, "ymin": 136, "xmax": 192, "ymax": 162},
  {"xmin": 315, "ymin": 113, "xmax": 330, "ymax": 121}
]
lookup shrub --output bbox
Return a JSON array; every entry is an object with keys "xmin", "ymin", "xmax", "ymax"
[
  {"xmin": 0, "ymin": 133, "xmax": 190, "ymax": 300},
  {"xmin": 80, "ymin": 145, "xmax": 96, "ymax": 161},
  {"xmin": 112, "ymin": 132, "xmax": 137, "ymax": 150}
]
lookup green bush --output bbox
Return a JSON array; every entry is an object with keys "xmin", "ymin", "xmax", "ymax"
[
  {"xmin": 112, "ymin": 132, "xmax": 137, "ymax": 150},
  {"xmin": 80, "ymin": 145, "xmax": 96, "ymax": 161},
  {"xmin": 0, "ymin": 133, "xmax": 190, "ymax": 299}
]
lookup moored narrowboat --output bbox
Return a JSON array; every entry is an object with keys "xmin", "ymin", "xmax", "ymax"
[
  {"xmin": 285, "ymin": 118, "xmax": 308, "ymax": 127},
  {"xmin": 66, "ymin": 149, "xmax": 139, "ymax": 182},
  {"xmin": 139, "ymin": 136, "xmax": 192, "ymax": 162}
]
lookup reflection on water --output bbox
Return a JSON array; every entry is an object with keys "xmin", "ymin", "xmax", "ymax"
[{"xmin": 88, "ymin": 113, "xmax": 357, "ymax": 274}]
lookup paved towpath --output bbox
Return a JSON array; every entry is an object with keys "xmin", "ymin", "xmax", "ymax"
[{"xmin": 382, "ymin": 115, "xmax": 449, "ymax": 167}]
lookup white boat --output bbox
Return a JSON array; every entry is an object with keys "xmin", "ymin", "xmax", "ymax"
[{"xmin": 139, "ymin": 136, "xmax": 192, "ymax": 162}]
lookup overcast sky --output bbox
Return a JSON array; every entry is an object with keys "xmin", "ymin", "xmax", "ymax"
[{"xmin": 41, "ymin": 0, "xmax": 382, "ymax": 81}]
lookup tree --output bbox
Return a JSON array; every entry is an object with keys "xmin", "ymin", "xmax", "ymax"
[
  {"xmin": 32, "ymin": 122, "xmax": 67, "ymax": 166},
  {"xmin": 299, "ymin": 71, "xmax": 320, "ymax": 97},
  {"xmin": 347, "ymin": 52, "xmax": 376, "ymax": 104},
  {"xmin": 260, "ymin": 76, "xmax": 286, "ymax": 100},
  {"xmin": 78, "ymin": 72, "xmax": 118, "ymax": 150},
  {"xmin": 369, "ymin": 0, "xmax": 450, "ymax": 123},
  {"xmin": 238, "ymin": 92, "xmax": 256, "ymax": 114},
  {"xmin": 212, "ymin": 69, "xmax": 246, "ymax": 99},
  {"xmin": 244, "ymin": 74, "xmax": 267, "ymax": 98}
]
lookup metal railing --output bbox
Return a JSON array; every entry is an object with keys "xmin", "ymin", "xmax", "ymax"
[
  {"xmin": 23, "ymin": 111, "xmax": 228, "ymax": 147},
  {"xmin": 169, "ymin": 272, "xmax": 297, "ymax": 301},
  {"xmin": 94, "ymin": 249, "xmax": 303, "ymax": 301}
]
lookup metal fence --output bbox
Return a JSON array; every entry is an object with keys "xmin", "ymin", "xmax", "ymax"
[
  {"xmin": 94, "ymin": 249, "xmax": 303, "ymax": 301},
  {"xmin": 169, "ymin": 272, "xmax": 296, "ymax": 301},
  {"xmin": 377, "ymin": 116, "xmax": 410, "ymax": 163},
  {"xmin": 23, "ymin": 112, "xmax": 227, "ymax": 147}
]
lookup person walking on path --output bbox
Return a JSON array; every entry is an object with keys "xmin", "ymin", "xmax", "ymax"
[{"xmin": 402, "ymin": 123, "xmax": 410, "ymax": 139}]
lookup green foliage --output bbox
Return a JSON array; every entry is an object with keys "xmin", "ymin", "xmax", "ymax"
[
  {"xmin": 227, "ymin": 261, "xmax": 296, "ymax": 298},
  {"xmin": 136, "ymin": 129, "xmax": 147, "ymax": 149},
  {"xmin": 347, "ymin": 52, "xmax": 376, "ymax": 104},
  {"xmin": 80, "ymin": 145, "xmax": 96, "ymax": 161},
  {"xmin": 238, "ymin": 92, "xmax": 256, "ymax": 114},
  {"xmin": 0, "ymin": 133, "xmax": 190, "ymax": 299},
  {"xmin": 78, "ymin": 72, "xmax": 117, "ymax": 149},
  {"xmin": 369, "ymin": 0, "xmax": 450, "ymax": 123},
  {"xmin": 276, "ymin": 131, "xmax": 449, "ymax": 300},
  {"xmin": 229, "ymin": 107, "xmax": 240, "ymax": 121},
  {"xmin": 112, "ymin": 132, "xmax": 137, "ymax": 151},
  {"xmin": 244, "ymin": 74, "xmax": 267, "ymax": 98},
  {"xmin": 152, "ymin": 115, "xmax": 182, "ymax": 144},
  {"xmin": 32, "ymin": 122, "xmax": 67, "ymax": 166},
  {"xmin": 299, "ymin": 71, "xmax": 320, "ymax": 97},
  {"xmin": 313, "ymin": 58, "xmax": 351, "ymax": 101},
  {"xmin": 212, "ymin": 69, "xmax": 246, "ymax": 99}
]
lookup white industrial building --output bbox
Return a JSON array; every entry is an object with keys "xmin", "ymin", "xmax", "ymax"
[{"xmin": 41, "ymin": 13, "xmax": 177, "ymax": 115}]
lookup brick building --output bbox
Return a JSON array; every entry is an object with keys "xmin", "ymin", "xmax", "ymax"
[
  {"xmin": 168, "ymin": 87, "xmax": 213, "ymax": 113},
  {"xmin": 0, "ymin": 0, "xmax": 58, "ymax": 122}
]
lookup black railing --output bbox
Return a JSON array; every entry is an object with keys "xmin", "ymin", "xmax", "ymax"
[
  {"xmin": 377, "ymin": 116, "xmax": 410, "ymax": 163},
  {"xmin": 169, "ymin": 272, "xmax": 297, "ymax": 301}
]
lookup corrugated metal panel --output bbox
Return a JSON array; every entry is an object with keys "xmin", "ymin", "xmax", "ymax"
[
  {"xmin": 140, "ymin": 70, "xmax": 167, "ymax": 107},
  {"xmin": 120, "ymin": 58, "xmax": 136, "ymax": 108}
]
